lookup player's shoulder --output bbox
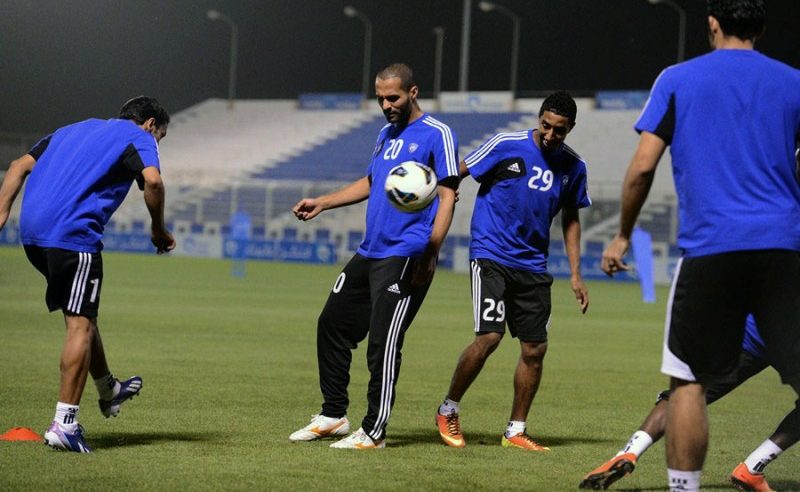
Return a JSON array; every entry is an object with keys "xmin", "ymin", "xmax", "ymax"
[
  {"xmin": 479, "ymin": 130, "xmax": 529, "ymax": 151},
  {"xmin": 558, "ymin": 143, "xmax": 589, "ymax": 171}
]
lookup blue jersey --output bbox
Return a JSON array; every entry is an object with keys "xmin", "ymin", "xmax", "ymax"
[
  {"xmin": 465, "ymin": 130, "xmax": 591, "ymax": 273},
  {"xmin": 20, "ymin": 118, "xmax": 161, "ymax": 253},
  {"xmin": 358, "ymin": 114, "xmax": 459, "ymax": 259},
  {"xmin": 742, "ymin": 314, "xmax": 765, "ymax": 359},
  {"xmin": 636, "ymin": 50, "xmax": 800, "ymax": 257}
]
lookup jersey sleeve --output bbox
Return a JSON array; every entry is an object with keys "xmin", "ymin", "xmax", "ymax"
[
  {"xmin": 426, "ymin": 121, "xmax": 459, "ymax": 181},
  {"xmin": 635, "ymin": 67, "xmax": 676, "ymax": 144},
  {"xmin": 564, "ymin": 161, "xmax": 592, "ymax": 210},
  {"xmin": 463, "ymin": 134, "xmax": 506, "ymax": 182},
  {"xmin": 28, "ymin": 134, "xmax": 53, "ymax": 160},
  {"xmin": 122, "ymin": 133, "xmax": 161, "ymax": 190}
]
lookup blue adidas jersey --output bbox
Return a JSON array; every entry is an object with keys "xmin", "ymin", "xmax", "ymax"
[
  {"xmin": 636, "ymin": 50, "xmax": 800, "ymax": 257},
  {"xmin": 20, "ymin": 118, "xmax": 161, "ymax": 253},
  {"xmin": 742, "ymin": 314, "xmax": 764, "ymax": 360},
  {"xmin": 465, "ymin": 130, "xmax": 591, "ymax": 273},
  {"xmin": 358, "ymin": 113, "xmax": 459, "ymax": 259}
]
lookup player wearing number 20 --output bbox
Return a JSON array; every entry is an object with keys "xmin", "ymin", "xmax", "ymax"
[
  {"xmin": 291, "ymin": 63, "xmax": 459, "ymax": 449},
  {"xmin": 436, "ymin": 91, "xmax": 591, "ymax": 451}
]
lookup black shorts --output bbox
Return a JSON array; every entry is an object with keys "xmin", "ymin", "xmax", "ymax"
[
  {"xmin": 663, "ymin": 250, "xmax": 800, "ymax": 386},
  {"xmin": 655, "ymin": 350, "xmax": 769, "ymax": 405},
  {"xmin": 24, "ymin": 246, "xmax": 103, "ymax": 317},
  {"xmin": 470, "ymin": 258, "xmax": 553, "ymax": 343}
]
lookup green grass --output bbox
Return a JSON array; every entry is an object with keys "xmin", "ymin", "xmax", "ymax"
[{"xmin": 0, "ymin": 247, "xmax": 797, "ymax": 491}]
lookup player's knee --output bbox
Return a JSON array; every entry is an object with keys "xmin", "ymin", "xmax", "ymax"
[{"xmin": 473, "ymin": 331, "xmax": 503, "ymax": 355}]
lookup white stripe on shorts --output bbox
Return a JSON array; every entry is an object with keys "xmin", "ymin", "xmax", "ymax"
[
  {"xmin": 470, "ymin": 260, "xmax": 481, "ymax": 333},
  {"xmin": 660, "ymin": 257, "xmax": 696, "ymax": 381},
  {"xmin": 68, "ymin": 252, "xmax": 91, "ymax": 313}
]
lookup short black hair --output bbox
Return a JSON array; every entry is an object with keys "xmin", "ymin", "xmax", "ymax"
[
  {"xmin": 118, "ymin": 96, "xmax": 170, "ymax": 128},
  {"xmin": 539, "ymin": 91, "xmax": 577, "ymax": 128},
  {"xmin": 376, "ymin": 63, "xmax": 416, "ymax": 91},
  {"xmin": 707, "ymin": 0, "xmax": 766, "ymax": 41}
]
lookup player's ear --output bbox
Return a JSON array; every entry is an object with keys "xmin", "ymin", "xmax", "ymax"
[
  {"xmin": 408, "ymin": 85, "xmax": 419, "ymax": 100},
  {"xmin": 142, "ymin": 117, "xmax": 157, "ymax": 131}
]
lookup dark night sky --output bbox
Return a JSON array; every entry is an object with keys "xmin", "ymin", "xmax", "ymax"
[{"xmin": 2, "ymin": 0, "xmax": 798, "ymax": 134}]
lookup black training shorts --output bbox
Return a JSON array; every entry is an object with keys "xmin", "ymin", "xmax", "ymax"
[
  {"xmin": 24, "ymin": 245, "xmax": 103, "ymax": 317},
  {"xmin": 469, "ymin": 258, "xmax": 553, "ymax": 343},
  {"xmin": 663, "ymin": 250, "xmax": 800, "ymax": 386}
]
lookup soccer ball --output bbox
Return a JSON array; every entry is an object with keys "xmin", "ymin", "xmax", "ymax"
[{"xmin": 384, "ymin": 161, "xmax": 438, "ymax": 212}]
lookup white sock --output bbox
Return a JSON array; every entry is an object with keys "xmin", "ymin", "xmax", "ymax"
[
  {"xmin": 668, "ymin": 469, "xmax": 700, "ymax": 492},
  {"xmin": 54, "ymin": 402, "xmax": 80, "ymax": 431},
  {"xmin": 744, "ymin": 439, "xmax": 783, "ymax": 474},
  {"xmin": 439, "ymin": 398, "xmax": 460, "ymax": 415},
  {"xmin": 619, "ymin": 430, "xmax": 654, "ymax": 458},
  {"xmin": 94, "ymin": 373, "xmax": 119, "ymax": 401},
  {"xmin": 505, "ymin": 420, "xmax": 525, "ymax": 438}
]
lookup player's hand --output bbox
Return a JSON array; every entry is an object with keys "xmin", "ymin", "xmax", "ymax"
[
  {"xmin": 601, "ymin": 235, "xmax": 631, "ymax": 277},
  {"xmin": 152, "ymin": 228, "xmax": 176, "ymax": 255},
  {"xmin": 411, "ymin": 246, "xmax": 438, "ymax": 286},
  {"xmin": 292, "ymin": 198, "xmax": 323, "ymax": 221},
  {"xmin": 570, "ymin": 275, "xmax": 589, "ymax": 314}
]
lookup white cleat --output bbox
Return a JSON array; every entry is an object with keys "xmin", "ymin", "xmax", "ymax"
[
  {"xmin": 289, "ymin": 414, "xmax": 350, "ymax": 442},
  {"xmin": 330, "ymin": 427, "xmax": 385, "ymax": 449}
]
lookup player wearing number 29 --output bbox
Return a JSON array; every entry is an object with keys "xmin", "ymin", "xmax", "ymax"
[
  {"xmin": 436, "ymin": 91, "xmax": 591, "ymax": 451},
  {"xmin": 290, "ymin": 63, "xmax": 459, "ymax": 449},
  {"xmin": 0, "ymin": 96, "xmax": 176, "ymax": 452}
]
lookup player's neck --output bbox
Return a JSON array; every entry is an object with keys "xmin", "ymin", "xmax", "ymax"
[{"xmin": 712, "ymin": 35, "xmax": 754, "ymax": 51}]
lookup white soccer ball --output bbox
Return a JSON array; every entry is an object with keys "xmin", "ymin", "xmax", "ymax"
[{"xmin": 384, "ymin": 161, "xmax": 438, "ymax": 212}]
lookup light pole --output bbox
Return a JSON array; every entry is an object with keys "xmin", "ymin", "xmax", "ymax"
[
  {"xmin": 433, "ymin": 27, "xmax": 445, "ymax": 110},
  {"xmin": 459, "ymin": 0, "xmax": 472, "ymax": 91},
  {"xmin": 647, "ymin": 0, "xmax": 686, "ymax": 63},
  {"xmin": 344, "ymin": 6, "xmax": 372, "ymax": 106},
  {"xmin": 479, "ymin": 1, "xmax": 520, "ymax": 103},
  {"xmin": 207, "ymin": 9, "xmax": 238, "ymax": 110}
]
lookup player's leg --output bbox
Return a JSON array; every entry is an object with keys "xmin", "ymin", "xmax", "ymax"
[
  {"xmin": 579, "ymin": 393, "xmax": 667, "ymax": 489},
  {"xmin": 291, "ymin": 254, "xmax": 369, "ymax": 442},
  {"xmin": 436, "ymin": 331, "xmax": 502, "ymax": 448},
  {"xmin": 500, "ymin": 268, "xmax": 551, "ymax": 452},
  {"xmin": 662, "ymin": 255, "xmax": 749, "ymax": 490},
  {"xmin": 39, "ymin": 249, "xmax": 104, "ymax": 453},
  {"xmin": 437, "ymin": 259, "xmax": 506, "ymax": 448},
  {"xmin": 733, "ymin": 250, "xmax": 800, "ymax": 490},
  {"xmin": 352, "ymin": 256, "xmax": 429, "ymax": 447},
  {"xmin": 732, "ymin": 395, "xmax": 798, "ymax": 491},
  {"xmin": 90, "ymin": 322, "xmax": 143, "ymax": 418}
]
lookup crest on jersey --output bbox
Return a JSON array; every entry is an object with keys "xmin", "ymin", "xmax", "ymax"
[
  {"xmin": 562, "ymin": 175, "xmax": 569, "ymax": 185},
  {"xmin": 409, "ymin": 143, "xmax": 419, "ymax": 153}
]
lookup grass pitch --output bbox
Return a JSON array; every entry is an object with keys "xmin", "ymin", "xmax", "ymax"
[{"xmin": 0, "ymin": 247, "xmax": 797, "ymax": 490}]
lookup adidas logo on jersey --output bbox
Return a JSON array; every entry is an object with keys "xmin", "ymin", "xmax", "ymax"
[
  {"xmin": 387, "ymin": 283, "xmax": 401, "ymax": 294},
  {"xmin": 506, "ymin": 161, "xmax": 521, "ymax": 173}
]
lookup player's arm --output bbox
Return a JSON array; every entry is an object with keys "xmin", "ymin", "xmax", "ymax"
[
  {"xmin": 413, "ymin": 181, "xmax": 457, "ymax": 285},
  {"xmin": 0, "ymin": 154, "xmax": 36, "ymax": 231},
  {"xmin": 601, "ymin": 131, "xmax": 666, "ymax": 276},
  {"xmin": 562, "ymin": 207, "xmax": 588, "ymax": 313},
  {"xmin": 141, "ymin": 166, "xmax": 176, "ymax": 254},
  {"xmin": 292, "ymin": 176, "xmax": 370, "ymax": 221}
]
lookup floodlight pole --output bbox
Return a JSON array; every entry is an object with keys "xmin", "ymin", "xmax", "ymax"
[
  {"xmin": 207, "ymin": 9, "xmax": 239, "ymax": 110},
  {"xmin": 344, "ymin": 6, "xmax": 373, "ymax": 106},
  {"xmin": 479, "ymin": 1, "xmax": 520, "ymax": 109},
  {"xmin": 433, "ymin": 27, "xmax": 445, "ymax": 110},
  {"xmin": 647, "ymin": 0, "xmax": 686, "ymax": 63}
]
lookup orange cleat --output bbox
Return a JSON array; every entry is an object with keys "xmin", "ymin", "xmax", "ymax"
[
  {"xmin": 730, "ymin": 463, "xmax": 774, "ymax": 492},
  {"xmin": 501, "ymin": 432, "xmax": 550, "ymax": 452},
  {"xmin": 579, "ymin": 452, "xmax": 637, "ymax": 489},
  {"xmin": 436, "ymin": 411, "xmax": 466, "ymax": 448}
]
